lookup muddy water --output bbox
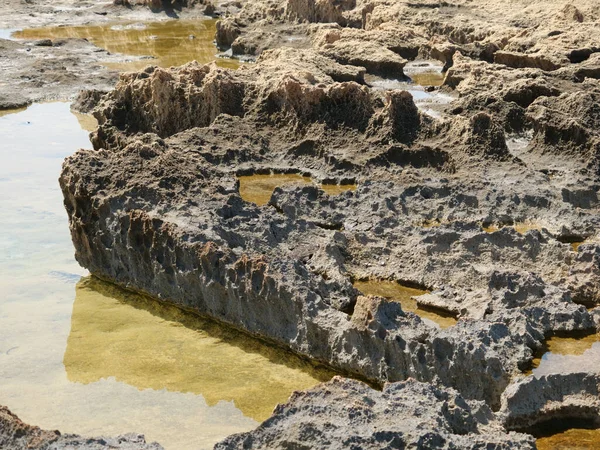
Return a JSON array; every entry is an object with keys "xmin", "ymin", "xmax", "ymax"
[
  {"xmin": 12, "ymin": 19, "xmax": 239, "ymax": 71},
  {"xmin": 537, "ymin": 428, "xmax": 600, "ymax": 450},
  {"xmin": 529, "ymin": 332, "xmax": 600, "ymax": 448},
  {"xmin": 0, "ymin": 103, "xmax": 330, "ymax": 449},
  {"xmin": 404, "ymin": 61, "xmax": 445, "ymax": 87},
  {"xmin": 238, "ymin": 173, "xmax": 356, "ymax": 206},
  {"xmin": 353, "ymin": 280, "xmax": 457, "ymax": 329},
  {"xmin": 364, "ymin": 62, "xmax": 454, "ymax": 119}
]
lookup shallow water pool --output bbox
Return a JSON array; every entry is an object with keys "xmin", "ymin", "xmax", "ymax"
[
  {"xmin": 353, "ymin": 279, "xmax": 457, "ymax": 329},
  {"xmin": 12, "ymin": 19, "xmax": 239, "ymax": 71}
]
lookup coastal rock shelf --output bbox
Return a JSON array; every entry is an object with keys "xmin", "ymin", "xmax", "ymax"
[
  {"xmin": 59, "ymin": 0, "xmax": 600, "ymax": 438},
  {"xmin": 0, "ymin": 0, "xmax": 592, "ymax": 446}
]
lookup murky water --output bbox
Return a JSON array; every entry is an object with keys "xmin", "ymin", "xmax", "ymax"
[
  {"xmin": 67, "ymin": 277, "xmax": 332, "ymax": 423},
  {"xmin": 12, "ymin": 19, "xmax": 239, "ymax": 71},
  {"xmin": 537, "ymin": 428, "xmax": 600, "ymax": 450},
  {"xmin": 404, "ymin": 61, "xmax": 445, "ymax": 87},
  {"xmin": 0, "ymin": 103, "xmax": 330, "ymax": 449},
  {"xmin": 364, "ymin": 66, "xmax": 454, "ymax": 119},
  {"xmin": 238, "ymin": 174, "xmax": 356, "ymax": 206},
  {"xmin": 353, "ymin": 280, "xmax": 457, "ymax": 329}
]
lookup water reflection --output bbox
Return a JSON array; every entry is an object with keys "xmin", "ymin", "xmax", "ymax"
[
  {"xmin": 531, "ymin": 332, "xmax": 600, "ymax": 376},
  {"xmin": 12, "ymin": 19, "xmax": 239, "ymax": 71},
  {"xmin": 66, "ymin": 277, "xmax": 333, "ymax": 422},
  {"xmin": 71, "ymin": 111, "xmax": 98, "ymax": 132},
  {"xmin": 353, "ymin": 279, "xmax": 457, "ymax": 329},
  {"xmin": 0, "ymin": 106, "xmax": 28, "ymax": 118}
]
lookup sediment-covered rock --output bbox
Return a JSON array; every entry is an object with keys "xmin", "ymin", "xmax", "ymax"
[
  {"xmin": 216, "ymin": 377, "xmax": 536, "ymax": 449},
  {"xmin": 0, "ymin": 405, "xmax": 163, "ymax": 450}
]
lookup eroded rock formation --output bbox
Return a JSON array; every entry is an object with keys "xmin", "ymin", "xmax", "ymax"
[
  {"xmin": 216, "ymin": 376, "xmax": 536, "ymax": 449},
  {"xmin": 53, "ymin": 0, "xmax": 600, "ymax": 446}
]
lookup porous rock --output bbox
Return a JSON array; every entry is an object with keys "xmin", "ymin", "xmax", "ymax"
[{"xmin": 217, "ymin": 377, "xmax": 536, "ymax": 449}]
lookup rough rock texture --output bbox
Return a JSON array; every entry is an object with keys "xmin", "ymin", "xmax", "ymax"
[
  {"xmin": 46, "ymin": 0, "xmax": 600, "ymax": 445},
  {"xmin": 216, "ymin": 377, "xmax": 536, "ymax": 449},
  {"xmin": 0, "ymin": 405, "xmax": 163, "ymax": 450},
  {"xmin": 61, "ymin": 49, "xmax": 599, "ymax": 412},
  {"xmin": 0, "ymin": 37, "xmax": 119, "ymax": 107},
  {"xmin": 501, "ymin": 373, "xmax": 600, "ymax": 432}
]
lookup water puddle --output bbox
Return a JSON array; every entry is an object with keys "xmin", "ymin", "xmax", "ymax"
[
  {"xmin": 11, "ymin": 19, "xmax": 239, "ymax": 71},
  {"xmin": 365, "ymin": 66, "xmax": 454, "ymax": 119},
  {"xmin": 353, "ymin": 279, "xmax": 457, "ymax": 329},
  {"xmin": 238, "ymin": 174, "xmax": 356, "ymax": 206},
  {"xmin": 67, "ymin": 277, "xmax": 332, "ymax": 423},
  {"xmin": 319, "ymin": 183, "xmax": 358, "ymax": 196},
  {"xmin": 506, "ymin": 130, "xmax": 533, "ymax": 158},
  {"xmin": 537, "ymin": 427, "xmax": 600, "ymax": 450},
  {"xmin": 403, "ymin": 60, "xmax": 445, "ymax": 87},
  {"xmin": 482, "ymin": 220, "xmax": 542, "ymax": 234},
  {"xmin": 0, "ymin": 103, "xmax": 330, "ymax": 449},
  {"xmin": 531, "ymin": 332, "xmax": 600, "ymax": 376}
]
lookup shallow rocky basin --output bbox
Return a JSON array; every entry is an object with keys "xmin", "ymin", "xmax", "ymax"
[{"xmin": 2, "ymin": 0, "xmax": 600, "ymax": 448}]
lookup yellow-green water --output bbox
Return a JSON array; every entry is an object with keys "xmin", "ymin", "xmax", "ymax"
[
  {"xmin": 411, "ymin": 71, "xmax": 444, "ymax": 87},
  {"xmin": 353, "ymin": 279, "xmax": 457, "ymax": 329},
  {"xmin": 531, "ymin": 332, "xmax": 600, "ymax": 373},
  {"xmin": 482, "ymin": 220, "xmax": 543, "ymax": 234},
  {"xmin": 537, "ymin": 428, "xmax": 600, "ymax": 450},
  {"xmin": 12, "ymin": 19, "xmax": 239, "ymax": 71},
  {"xmin": 0, "ymin": 102, "xmax": 330, "ymax": 450},
  {"xmin": 67, "ymin": 277, "xmax": 332, "ymax": 423},
  {"xmin": 238, "ymin": 174, "xmax": 356, "ymax": 206}
]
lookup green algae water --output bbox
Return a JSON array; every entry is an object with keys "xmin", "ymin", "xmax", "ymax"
[
  {"xmin": 12, "ymin": 19, "xmax": 239, "ymax": 71},
  {"xmin": 0, "ymin": 103, "xmax": 331, "ymax": 449}
]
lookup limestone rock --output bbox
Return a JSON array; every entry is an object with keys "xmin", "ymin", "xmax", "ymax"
[{"xmin": 216, "ymin": 377, "xmax": 536, "ymax": 449}]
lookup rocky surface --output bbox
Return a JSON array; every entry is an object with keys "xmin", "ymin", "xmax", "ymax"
[
  {"xmin": 61, "ymin": 45, "xmax": 598, "ymax": 412},
  {"xmin": 216, "ymin": 376, "xmax": 536, "ymax": 449},
  {"xmin": 501, "ymin": 372, "xmax": 600, "ymax": 432},
  {"xmin": 0, "ymin": 405, "xmax": 163, "ymax": 450},
  {"xmin": 7, "ymin": 0, "xmax": 595, "ymax": 445}
]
